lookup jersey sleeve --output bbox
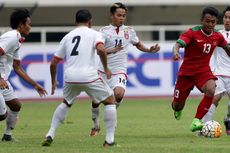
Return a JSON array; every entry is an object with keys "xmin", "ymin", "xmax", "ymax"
[
  {"xmin": 94, "ymin": 32, "xmax": 104, "ymax": 48},
  {"xmin": 0, "ymin": 35, "xmax": 17, "ymax": 54},
  {"xmin": 218, "ymin": 33, "xmax": 228, "ymax": 49},
  {"xmin": 177, "ymin": 28, "xmax": 193, "ymax": 47},
  {"xmin": 129, "ymin": 27, "xmax": 139, "ymax": 45},
  {"xmin": 54, "ymin": 36, "xmax": 66, "ymax": 59}
]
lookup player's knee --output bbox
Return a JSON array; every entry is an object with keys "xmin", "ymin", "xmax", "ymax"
[
  {"xmin": 114, "ymin": 93, "xmax": 124, "ymax": 103},
  {"xmin": 205, "ymin": 88, "xmax": 215, "ymax": 97},
  {"xmin": 9, "ymin": 103, "xmax": 21, "ymax": 112},
  {"xmin": 0, "ymin": 113, "xmax": 7, "ymax": 121},
  {"xmin": 103, "ymin": 95, "xmax": 115, "ymax": 105}
]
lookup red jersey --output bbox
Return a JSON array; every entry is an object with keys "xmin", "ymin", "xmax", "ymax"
[{"xmin": 177, "ymin": 25, "xmax": 228, "ymax": 76}]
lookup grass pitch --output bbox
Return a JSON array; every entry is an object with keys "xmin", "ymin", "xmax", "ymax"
[{"xmin": 0, "ymin": 97, "xmax": 230, "ymax": 153}]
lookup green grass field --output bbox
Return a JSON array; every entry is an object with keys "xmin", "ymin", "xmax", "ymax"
[{"xmin": 0, "ymin": 97, "xmax": 229, "ymax": 153}]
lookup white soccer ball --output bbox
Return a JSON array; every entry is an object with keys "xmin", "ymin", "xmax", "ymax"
[{"xmin": 201, "ymin": 120, "xmax": 222, "ymax": 138}]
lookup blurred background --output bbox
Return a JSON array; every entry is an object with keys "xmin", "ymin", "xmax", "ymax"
[{"xmin": 0, "ymin": 0, "xmax": 228, "ymax": 99}]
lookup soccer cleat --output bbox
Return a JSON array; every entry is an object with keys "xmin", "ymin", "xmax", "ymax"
[
  {"xmin": 224, "ymin": 117, "xmax": 230, "ymax": 135},
  {"xmin": 89, "ymin": 127, "xmax": 100, "ymax": 136},
  {"xmin": 42, "ymin": 136, "xmax": 53, "ymax": 146},
  {"xmin": 174, "ymin": 110, "xmax": 182, "ymax": 120},
  {"xmin": 190, "ymin": 118, "xmax": 203, "ymax": 132},
  {"xmin": 1, "ymin": 134, "xmax": 14, "ymax": 142},
  {"xmin": 103, "ymin": 141, "xmax": 116, "ymax": 147}
]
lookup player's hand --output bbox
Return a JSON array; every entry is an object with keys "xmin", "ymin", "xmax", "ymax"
[
  {"xmin": 0, "ymin": 78, "xmax": 9, "ymax": 90},
  {"xmin": 104, "ymin": 69, "xmax": 112, "ymax": 79},
  {"xmin": 173, "ymin": 52, "xmax": 181, "ymax": 61},
  {"xmin": 107, "ymin": 44, "xmax": 124, "ymax": 54},
  {"xmin": 34, "ymin": 83, "xmax": 47, "ymax": 97},
  {"xmin": 51, "ymin": 80, "xmax": 58, "ymax": 95},
  {"xmin": 149, "ymin": 44, "xmax": 160, "ymax": 53}
]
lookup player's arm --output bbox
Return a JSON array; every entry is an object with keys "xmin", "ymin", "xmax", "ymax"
[
  {"xmin": 106, "ymin": 45, "xmax": 124, "ymax": 54},
  {"xmin": 96, "ymin": 43, "xmax": 112, "ymax": 79},
  {"xmin": 0, "ymin": 47, "xmax": 8, "ymax": 89},
  {"xmin": 13, "ymin": 59, "xmax": 47, "ymax": 97},
  {"xmin": 134, "ymin": 41, "xmax": 160, "ymax": 53},
  {"xmin": 50, "ymin": 56, "xmax": 62, "ymax": 95},
  {"xmin": 172, "ymin": 42, "xmax": 182, "ymax": 61},
  {"xmin": 223, "ymin": 44, "xmax": 230, "ymax": 57}
]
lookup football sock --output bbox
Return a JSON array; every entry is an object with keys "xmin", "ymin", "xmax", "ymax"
[
  {"xmin": 104, "ymin": 104, "xmax": 116, "ymax": 144},
  {"xmin": 5, "ymin": 110, "xmax": 18, "ymax": 135},
  {"xmin": 46, "ymin": 103, "xmax": 69, "ymax": 139},
  {"xmin": 195, "ymin": 95, "xmax": 213, "ymax": 119},
  {"xmin": 202, "ymin": 104, "xmax": 216, "ymax": 123},
  {"xmin": 227, "ymin": 100, "xmax": 230, "ymax": 118},
  {"xmin": 91, "ymin": 106, "xmax": 100, "ymax": 129}
]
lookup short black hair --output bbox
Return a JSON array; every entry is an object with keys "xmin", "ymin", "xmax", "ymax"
[
  {"xmin": 75, "ymin": 9, "xmax": 92, "ymax": 23},
  {"xmin": 110, "ymin": 2, "xmax": 128, "ymax": 14},
  {"xmin": 10, "ymin": 9, "xmax": 30, "ymax": 29},
  {"xmin": 201, "ymin": 6, "xmax": 219, "ymax": 18},
  {"xmin": 223, "ymin": 6, "xmax": 230, "ymax": 15}
]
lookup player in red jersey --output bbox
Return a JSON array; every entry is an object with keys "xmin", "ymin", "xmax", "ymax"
[{"xmin": 171, "ymin": 6, "xmax": 230, "ymax": 132}]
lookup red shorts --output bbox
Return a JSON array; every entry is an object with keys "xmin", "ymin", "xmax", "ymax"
[{"xmin": 173, "ymin": 71, "xmax": 217, "ymax": 103}]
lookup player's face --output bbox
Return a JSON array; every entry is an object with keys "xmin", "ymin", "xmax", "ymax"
[
  {"xmin": 201, "ymin": 14, "xmax": 217, "ymax": 35},
  {"xmin": 111, "ymin": 8, "xmax": 127, "ymax": 27},
  {"xmin": 223, "ymin": 11, "xmax": 230, "ymax": 31},
  {"xmin": 19, "ymin": 17, "xmax": 31, "ymax": 36}
]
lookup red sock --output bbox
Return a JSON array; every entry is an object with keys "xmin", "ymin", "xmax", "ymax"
[{"xmin": 195, "ymin": 95, "xmax": 213, "ymax": 119}]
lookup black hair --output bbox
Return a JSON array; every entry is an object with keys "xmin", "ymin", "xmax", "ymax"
[
  {"xmin": 110, "ymin": 2, "xmax": 128, "ymax": 14},
  {"xmin": 201, "ymin": 6, "xmax": 219, "ymax": 18},
  {"xmin": 223, "ymin": 6, "xmax": 230, "ymax": 15},
  {"xmin": 10, "ymin": 9, "xmax": 30, "ymax": 29},
  {"xmin": 75, "ymin": 9, "xmax": 92, "ymax": 23}
]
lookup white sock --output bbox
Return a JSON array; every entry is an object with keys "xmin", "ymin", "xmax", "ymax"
[
  {"xmin": 46, "ymin": 103, "xmax": 69, "ymax": 139},
  {"xmin": 91, "ymin": 106, "xmax": 100, "ymax": 129},
  {"xmin": 104, "ymin": 105, "xmax": 116, "ymax": 144},
  {"xmin": 5, "ymin": 110, "xmax": 19, "ymax": 135},
  {"xmin": 202, "ymin": 104, "xmax": 216, "ymax": 123}
]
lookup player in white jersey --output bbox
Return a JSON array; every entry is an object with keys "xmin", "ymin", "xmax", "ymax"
[
  {"xmin": 0, "ymin": 9, "xmax": 47, "ymax": 141},
  {"xmin": 202, "ymin": 6, "xmax": 230, "ymax": 135},
  {"xmin": 90, "ymin": 2, "xmax": 160, "ymax": 136},
  {"xmin": 42, "ymin": 9, "xmax": 117, "ymax": 147}
]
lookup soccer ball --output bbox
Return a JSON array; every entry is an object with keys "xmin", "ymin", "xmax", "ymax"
[{"xmin": 201, "ymin": 120, "xmax": 222, "ymax": 138}]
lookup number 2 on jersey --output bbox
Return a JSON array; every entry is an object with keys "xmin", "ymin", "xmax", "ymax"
[{"xmin": 71, "ymin": 36, "xmax": 81, "ymax": 56}]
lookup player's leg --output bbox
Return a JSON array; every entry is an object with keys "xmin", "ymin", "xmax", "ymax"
[
  {"xmin": 42, "ymin": 84, "xmax": 79, "ymax": 146},
  {"xmin": 86, "ymin": 80, "xmax": 117, "ymax": 147},
  {"xmin": 90, "ymin": 102, "xmax": 100, "ymax": 136},
  {"xmin": 112, "ymin": 74, "xmax": 127, "ymax": 108},
  {"xmin": 224, "ymin": 81, "xmax": 230, "ymax": 135},
  {"xmin": 0, "ymin": 93, "xmax": 7, "ymax": 122},
  {"xmin": 191, "ymin": 74, "xmax": 217, "ymax": 132},
  {"xmin": 172, "ymin": 75, "xmax": 193, "ymax": 120},
  {"xmin": 2, "ymin": 82, "xmax": 21, "ymax": 141},
  {"xmin": 202, "ymin": 76, "xmax": 225, "ymax": 123}
]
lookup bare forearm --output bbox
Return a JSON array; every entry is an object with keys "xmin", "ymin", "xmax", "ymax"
[
  {"xmin": 50, "ymin": 64, "xmax": 57, "ymax": 85},
  {"xmin": 14, "ymin": 68, "xmax": 37, "ymax": 87}
]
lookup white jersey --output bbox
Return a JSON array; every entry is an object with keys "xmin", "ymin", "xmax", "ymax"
[
  {"xmin": 98, "ymin": 24, "xmax": 139, "ymax": 74},
  {"xmin": 55, "ymin": 26, "xmax": 104, "ymax": 83},
  {"xmin": 0, "ymin": 30, "xmax": 22, "ymax": 80},
  {"xmin": 210, "ymin": 29, "xmax": 230, "ymax": 77}
]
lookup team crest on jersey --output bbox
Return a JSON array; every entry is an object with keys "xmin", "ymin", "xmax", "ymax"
[
  {"xmin": 124, "ymin": 28, "xmax": 129, "ymax": 39},
  {"xmin": 213, "ymin": 41, "xmax": 217, "ymax": 45}
]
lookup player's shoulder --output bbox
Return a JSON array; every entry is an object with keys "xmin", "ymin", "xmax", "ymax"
[
  {"xmin": 191, "ymin": 25, "xmax": 202, "ymax": 31},
  {"xmin": 99, "ymin": 25, "xmax": 111, "ymax": 32}
]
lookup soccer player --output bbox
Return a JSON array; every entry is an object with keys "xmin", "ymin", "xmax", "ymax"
[
  {"xmin": 171, "ymin": 6, "xmax": 230, "ymax": 132},
  {"xmin": 42, "ymin": 9, "xmax": 117, "ymax": 147},
  {"xmin": 202, "ymin": 6, "xmax": 230, "ymax": 135},
  {"xmin": 90, "ymin": 2, "xmax": 160, "ymax": 136},
  {"xmin": 0, "ymin": 9, "xmax": 47, "ymax": 141}
]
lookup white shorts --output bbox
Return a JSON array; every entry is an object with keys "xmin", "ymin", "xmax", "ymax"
[
  {"xmin": 215, "ymin": 76, "xmax": 230, "ymax": 95},
  {"xmin": 99, "ymin": 72, "xmax": 127, "ymax": 90},
  {"xmin": 0, "ymin": 81, "xmax": 17, "ymax": 115},
  {"xmin": 63, "ymin": 78, "xmax": 113, "ymax": 105}
]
